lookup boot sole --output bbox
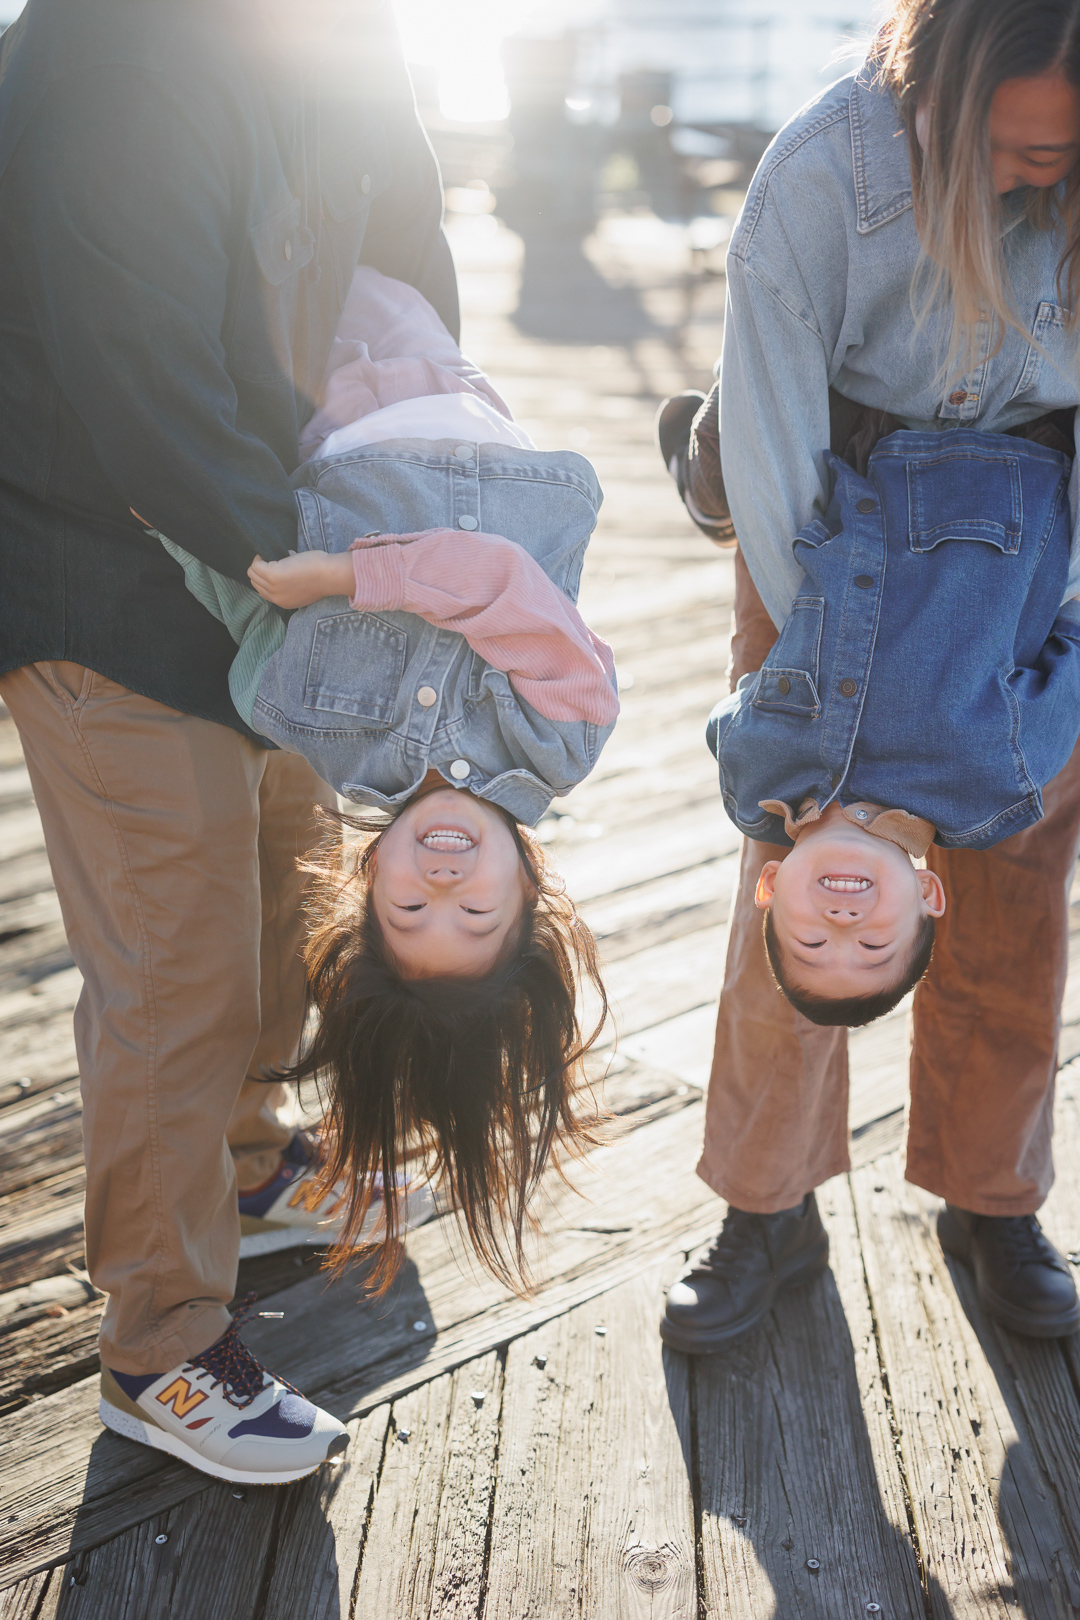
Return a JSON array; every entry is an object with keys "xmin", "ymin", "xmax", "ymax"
[
  {"xmin": 658, "ymin": 1238, "xmax": 830, "ymax": 1355},
  {"xmin": 99, "ymin": 1397, "xmax": 345, "ymax": 1485},
  {"xmin": 937, "ymin": 1209, "xmax": 1080, "ymax": 1339}
]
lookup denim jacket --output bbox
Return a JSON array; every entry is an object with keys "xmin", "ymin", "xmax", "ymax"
[
  {"xmin": 721, "ymin": 62, "xmax": 1080, "ymax": 630},
  {"xmin": 708, "ymin": 431, "xmax": 1080, "ymax": 850},
  {"xmin": 252, "ymin": 440, "xmax": 615, "ymax": 825}
]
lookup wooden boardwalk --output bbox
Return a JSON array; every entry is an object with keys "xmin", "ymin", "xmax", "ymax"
[{"xmin": 4, "ymin": 210, "xmax": 1080, "ymax": 1617}]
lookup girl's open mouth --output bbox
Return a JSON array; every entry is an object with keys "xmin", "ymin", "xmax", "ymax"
[
  {"xmin": 420, "ymin": 828, "xmax": 476, "ymax": 852},
  {"xmin": 819, "ymin": 875, "xmax": 872, "ymax": 892}
]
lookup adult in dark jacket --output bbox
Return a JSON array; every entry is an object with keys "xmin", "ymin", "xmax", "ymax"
[{"xmin": 0, "ymin": 0, "xmax": 457, "ymax": 1484}]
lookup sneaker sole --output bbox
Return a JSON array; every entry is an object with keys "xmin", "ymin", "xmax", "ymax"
[
  {"xmin": 99, "ymin": 1397, "xmax": 341, "ymax": 1485},
  {"xmin": 937, "ymin": 1210, "xmax": 1080, "ymax": 1338},
  {"xmin": 658, "ymin": 1239, "xmax": 830, "ymax": 1355},
  {"xmin": 238, "ymin": 1185, "xmax": 437, "ymax": 1258}
]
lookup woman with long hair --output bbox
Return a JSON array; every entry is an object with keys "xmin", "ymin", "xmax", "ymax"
[{"xmin": 657, "ymin": 0, "xmax": 1080, "ymax": 1350}]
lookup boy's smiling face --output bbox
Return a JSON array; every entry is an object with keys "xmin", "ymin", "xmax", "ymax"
[{"xmin": 755, "ymin": 804, "xmax": 946, "ymax": 1002}]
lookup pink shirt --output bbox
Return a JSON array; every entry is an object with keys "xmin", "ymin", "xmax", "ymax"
[{"xmin": 349, "ymin": 529, "xmax": 618, "ymax": 726}]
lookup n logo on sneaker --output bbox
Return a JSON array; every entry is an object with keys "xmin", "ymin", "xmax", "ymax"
[
  {"xmin": 155, "ymin": 1377, "xmax": 209, "ymax": 1419},
  {"xmin": 287, "ymin": 1179, "xmax": 335, "ymax": 1215}
]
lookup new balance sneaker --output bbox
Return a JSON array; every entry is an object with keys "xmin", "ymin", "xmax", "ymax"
[
  {"xmin": 100, "ymin": 1303, "xmax": 348, "ymax": 1485},
  {"xmin": 238, "ymin": 1131, "xmax": 436, "ymax": 1257}
]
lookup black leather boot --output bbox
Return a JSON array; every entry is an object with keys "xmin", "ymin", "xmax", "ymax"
[
  {"xmin": 938, "ymin": 1204, "xmax": 1080, "ymax": 1338},
  {"xmin": 659, "ymin": 1194, "xmax": 829, "ymax": 1354}
]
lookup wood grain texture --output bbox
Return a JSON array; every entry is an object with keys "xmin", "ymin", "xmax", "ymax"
[
  {"xmin": 694, "ymin": 1172, "xmax": 924, "ymax": 1620},
  {"xmin": 0, "ymin": 1571, "xmax": 54, "ymax": 1619},
  {"xmin": 851, "ymin": 1157, "xmax": 1071, "ymax": 1618}
]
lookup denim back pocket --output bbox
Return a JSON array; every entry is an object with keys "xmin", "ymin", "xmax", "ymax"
[
  {"xmin": 752, "ymin": 596, "xmax": 824, "ymax": 717},
  {"xmin": 304, "ymin": 611, "xmax": 406, "ymax": 725},
  {"xmin": 907, "ymin": 449, "xmax": 1022, "ymax": 554}
]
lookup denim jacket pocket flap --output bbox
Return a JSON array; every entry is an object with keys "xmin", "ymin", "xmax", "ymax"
[
  {"xmin": 752, "ymin": 667, "xmax": 821, "ymax": 716},
  {"xmin": 321, "ymin": 125, "xmax": 392, "ymax": 222},
  {"xmin": 907, "ymin": 449, "xmax": 1022, "ymax": 554},
  {"xmin": 304, "ymin": 611, "xmax": 406, "ymax": 724},
  {"xmin": 251, "ymin": 196, "xmax": 315, "ymax": 287}
]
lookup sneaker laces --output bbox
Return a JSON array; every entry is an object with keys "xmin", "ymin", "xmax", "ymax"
[{"xmin": 183, "ymin": 1294, "xmax": 300, "ymax": 1410}]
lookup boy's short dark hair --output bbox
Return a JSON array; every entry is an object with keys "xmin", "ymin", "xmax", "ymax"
[{"xmin": 763, "ymin": 908, "xmax": 936, "ymax": 1028}]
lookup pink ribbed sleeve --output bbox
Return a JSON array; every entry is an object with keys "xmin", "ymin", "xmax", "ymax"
[{"xmin": 348, "ymin": 530, "xmax": 619, "ymax": 725}]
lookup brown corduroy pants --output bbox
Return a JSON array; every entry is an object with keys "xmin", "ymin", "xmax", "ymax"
[
  {"xmin": 1, "ymin": 662, "xmax": 331, "ymax": 1372},
  {"xmin": 697, "ymin": 552, "xmax": 1080, "ymax": 1216}
]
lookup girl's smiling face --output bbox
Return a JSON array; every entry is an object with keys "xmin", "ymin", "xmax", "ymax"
[
  {"xmin": 987, "ymin": 72, "xmax": 1080, "ymax": 194},
  {"xmin": 370, "ymin": 789, "xmax": 536, "ymax": 979}
]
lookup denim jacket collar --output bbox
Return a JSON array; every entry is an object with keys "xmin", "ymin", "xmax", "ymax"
[{"xmin": 850, "ymin": 64, "xmax": 913, "ymax": 235}]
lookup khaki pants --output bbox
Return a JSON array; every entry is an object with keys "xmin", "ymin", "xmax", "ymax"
[
  {"xmin": 699, "ymin": 555, "xmax": 1080, "ymax": 1216},
  {"xmin": 1, "ymin": 662, "xmax": 331, "ymax": 1373}
]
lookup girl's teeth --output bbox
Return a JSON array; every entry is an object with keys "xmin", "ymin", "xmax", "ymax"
[{"xmin": 820, "ymin": 877, "xmax": 871, "ymax": 892}]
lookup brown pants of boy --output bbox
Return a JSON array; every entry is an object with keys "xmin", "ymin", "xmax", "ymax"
[
  {"xmin": 698, "ymin": 550, "xmax": 1080, "ymax": 1216},
  {"xmin": 0, "ymin": 662, "xmax": 331, "ymax": 1372}
]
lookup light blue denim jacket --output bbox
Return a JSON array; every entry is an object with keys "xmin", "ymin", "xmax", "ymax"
[
  {"xmin": 250, "ymin": 439, "xmax": 615, "ymax": 826},
  {"xmin": 721, "ymin": 61, "xmax": 1080, "ymax": 630}
]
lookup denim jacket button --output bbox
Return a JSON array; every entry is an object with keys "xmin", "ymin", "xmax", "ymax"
[
  {"xmin": 360, "ymin": 174, "xmax": 372, "ymax": 195},
  {"xmin": 458, "ymin": 515, "xmax": 479, "ymax": 530},
  {"xmin": 450, "ymin": 759, "xmax": 471, "ymax": 780},
  {"xmin": 454, "ymin": 444, "xmax": 474, "ymax": 460},
  {"xmin": 283, "ymin": 238, "xmax": 293, "ymax": 262},
  {"xmin": 854, "ymin": 575, "xmax": 874, "ymax": 588},
  {"xmin": 855, "ymin": 498, "xmax": 876, "ymax": 514},
  {"xmin": 840, "ymin": 678, "xmax": 858, "ymax": 697},
  {"xmin": 416, "ymin": 686, "xmax": 437, "ymax": 707}
]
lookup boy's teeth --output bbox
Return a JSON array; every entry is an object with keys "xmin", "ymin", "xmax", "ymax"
[{"xmin": 820, "ymin": 876, "xmax": 871, "ymax": 892}]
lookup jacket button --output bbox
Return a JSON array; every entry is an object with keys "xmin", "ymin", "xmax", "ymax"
[
  {"xmin": 840, "ymin": 678, "xmax": 858, "ymax": 697},
  {"xmin": 454, "ymin": 444, "xmax": 473, "ymax": 460},
  {"xmin": 855, "ymin": 498, "xmax": 876, "ymax": 513},
  {"xmin": 948, "ymin": 388, "xmax": 969, "ymax": 405},
  {"xmin": 458, "ymin": 515, "xmax": 479, "ymax": 530},
  {"xmin": 360, "ymin": 174, "xmax": 372, "ymax": 195},
  {"xmin": 777, "ymin": 676, "xmax": 791, "ymax": 695},
  {"xmin": 283, "ymin": 238, "xmax": 293, "ymax": 262},
  {"xmin": 854, "ymin": 574, "xmax": 874, "ymax": 588},
  {"xmin": 416, "ymin": 686, "xmax": 437, "ymax": 708},
  {"xmin": 449, "ymin": 759, "xmax": 471, "ymax": 780}
]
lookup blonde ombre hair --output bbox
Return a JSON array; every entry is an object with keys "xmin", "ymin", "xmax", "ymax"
[{"xmin": 874, "ymin": 0, "xmax": 1080, "ymax": 380}]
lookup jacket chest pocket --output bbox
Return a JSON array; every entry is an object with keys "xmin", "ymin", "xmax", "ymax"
[
  {"xmin": 752, "ymin": 596, "xmax": 824, "ymax": 717},
  {"xmin": 1010, "ymin": 300, "xmax": 1071, "ymax": 403},
  {"xmin": 907, "ymin": 449, "xmax": 1022, "ymax": 554},
  {"xmin": 304, "ymin": 611, "xmax": 406, "ymax": 725},
  {"xmin": 227, "ymin": 194, "xmax": 314, "ymax": 384},
  {"xmin": 320, "ymin": 122, "xmax": 392, "ymax": 226}
]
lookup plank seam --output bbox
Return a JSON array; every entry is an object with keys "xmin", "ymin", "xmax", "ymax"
[{"xmin": 475, "ymin": 1343, "xmax": 508, "ymax": 1620}]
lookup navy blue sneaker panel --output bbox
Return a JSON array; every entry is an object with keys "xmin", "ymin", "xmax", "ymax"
[
  {"xmin": 109, "ymin": 1367, "xmax": 162, "ymax": 1400},
  {"xmin": 237, "ymin": 1132, "xmax": 314, "ymax": 1217},
  {"xmin": 228, "ymin": 1393, "xmax": 317, "ymax": 1440}
]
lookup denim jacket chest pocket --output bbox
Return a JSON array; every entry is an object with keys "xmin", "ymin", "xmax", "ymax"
[
  {"xmin": 752, "ymin": 595, "xmax": 824, "ymax": 716},
  {"xmin": 303, "ymin": 608, "xmax": 407, "ymax": 725},
  {"xmin": 1010, "ymin": 300, "xmax": 1071, "ymax": 404},
  {"xmin": 907, "ymin": 448, "xmax": 1023, "ymax": 554}
]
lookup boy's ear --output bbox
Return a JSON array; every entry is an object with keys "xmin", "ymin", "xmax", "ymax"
[
  {"xmin": 755, "ymin": 860, "xmax": 781, "ymax": 910},
  {"xmin": 918, "ymin": 868, "xmax": 946, "ymax": 917}
]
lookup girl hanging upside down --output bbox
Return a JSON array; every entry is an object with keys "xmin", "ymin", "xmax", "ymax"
[{"xmin": 149, "ymin": 266, "xmax": 619, "ymax": 1291}]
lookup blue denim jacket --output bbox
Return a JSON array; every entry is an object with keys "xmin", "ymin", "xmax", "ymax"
[
  {"xmin": 708, "ymin": 431, "xmax": 1080, "ymax": 850},
  {"xmin": 252, "ymin": 440, "xmax": 615, "ymax": 826},
  {"xmin": 721, "ymin": 62, "xmax": 1080, "ymax": 630}
]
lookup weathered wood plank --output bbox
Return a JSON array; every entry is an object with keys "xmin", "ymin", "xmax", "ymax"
[
  {"xmin": 694, "ymin": 1172, "xmax": 924, "ymax": 1619},
  {"xmin": 260, "ymin": 1406, "xmax": 390, "ymax": 1620},
  {"xmin": 352, "ymin": 1354, "xmax": 501, "ymax": 1619},
  {"xmin": 0, "ymin": 1570, "xmax": 54, "ymax": 1617},
  {"xmin": 851, "ymin": 1155, "xmax": 1072, "ymax": 1617}
]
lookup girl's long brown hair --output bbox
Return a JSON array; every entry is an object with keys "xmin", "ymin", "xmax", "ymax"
[
  {"xmin": 874, "ymin": 0, "xmax": 1080, "ymax": 378},
  {"xmin": 278, "ymin": 808, "xmax": 608, "ymax": 1293}
]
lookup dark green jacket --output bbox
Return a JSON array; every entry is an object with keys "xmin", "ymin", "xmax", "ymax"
[{"xmin": 0, "ymin": 0, "xmax": 458, "ymax": 731}]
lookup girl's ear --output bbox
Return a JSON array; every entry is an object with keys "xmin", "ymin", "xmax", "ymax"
[
  {"xmin": 918, "ymin": 868, "xmax": 947, "ymax": 917},
  {"xmin": 755, "ymin": 861, "xmax": 781, "ymax": 910}
]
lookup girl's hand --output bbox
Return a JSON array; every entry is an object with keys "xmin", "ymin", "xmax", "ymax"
[{"xmin": 247, "ymin": 550, "xmax": 355, "ymax": 608}]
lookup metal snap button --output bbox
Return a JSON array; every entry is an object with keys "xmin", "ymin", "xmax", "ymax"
[
  {"xmin": 283, "ymin": 238, "xmax": 293, "ymax": 262},
  {"xmin": 948, "ymin": 388, "xmax": 969, "ymax": 405},
  {"xmin": 416, "ymin": 686, "xmax": 437, "ymax": 708},
  {"xmin": 854, "ymin": 574, "xmax": 874, "ymax": 588},
  {"xmin": 855, "ymin": 809, "xmax": 869, "ymax": 819},
  {"xmin": 840, "ymin": 678, "xmax": 858, "ymax": 697},
  {"xmin": 449, "ymin": 759, "xmax": 471, "ymax": 780},
  {"xmin": 454, "ymin": 444, "xmax": 473, "ymax": 460},
  {"xmin": 457, "ymin": 515, "xmax": 479, "ymax": 530},
  {"xmin": 360, "ymin": 174, "xmax": 372, "ymax": 195},
  {"xmin": 777, "ymin": 676, "xmax": 791, "ymax": 695},
  {"xmin": 855, "ymin": 498, "xmax": 876, "ymax": 514}
]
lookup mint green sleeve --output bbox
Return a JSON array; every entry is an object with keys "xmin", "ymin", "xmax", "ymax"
[{"xmin": 157, "ymin": 533, "xmax": 286, "ymax": 726}]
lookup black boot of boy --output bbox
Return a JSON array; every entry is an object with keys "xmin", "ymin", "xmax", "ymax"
[
  {"xmin": 938, "ymin": 1205, "xmax": 1080, "ymax": 1337},
  {"xmin": 659, "ymin": 1193, "xmax": 829, "ymax": 1354}
]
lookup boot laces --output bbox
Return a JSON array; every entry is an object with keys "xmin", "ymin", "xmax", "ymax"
[
  {"xmin": 183, "ymin": 1294, "xmax": 299, "ymax": 1410},
  {"xmin": 695, "ymin": 1208, "xmax": 768, "ymax": 1280},
  {"xmin": 996, "ymin": 1215, "xmax": 1053, "ymax": 1269}
]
